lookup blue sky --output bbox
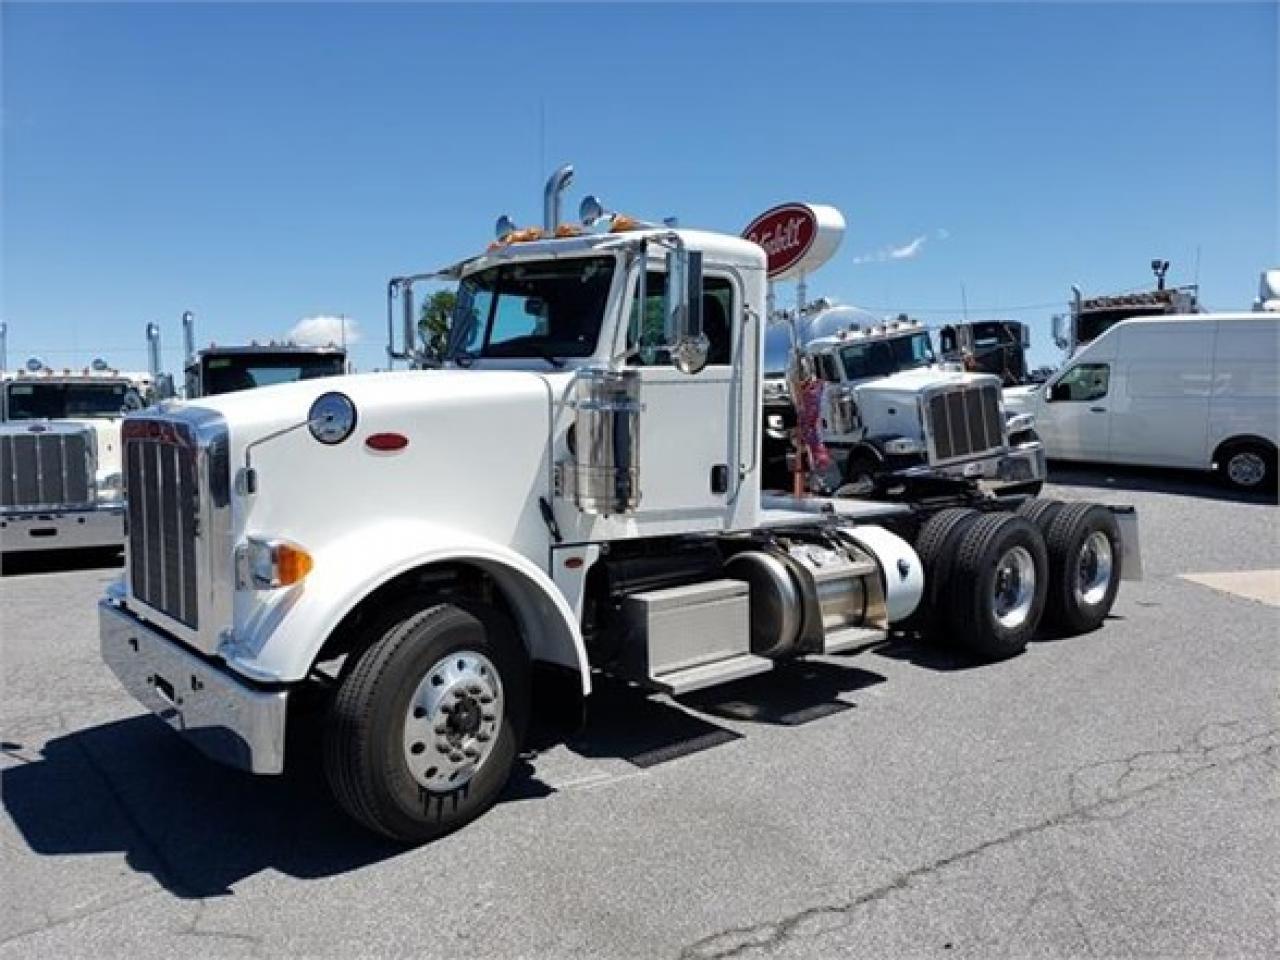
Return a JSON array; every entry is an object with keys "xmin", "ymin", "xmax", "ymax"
[{"xmin": 4, "ymin": 2, "xmax": 1276, "ymax": 373}]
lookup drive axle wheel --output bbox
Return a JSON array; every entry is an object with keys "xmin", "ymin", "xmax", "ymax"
[
  {"xmin": 324, "ymin": 600, "xmax": 529, "ymax": 843},
  {"xmin": 903, "ymin": 508, "xmax": 981, "ymax": 633},
  {"xmin": 945, "ymin": 513, "xmax": 1048, "ymax": 660},
  {"xmin": 1042, "ymin": 503, "xmax": 1122, "ymax": 635}
]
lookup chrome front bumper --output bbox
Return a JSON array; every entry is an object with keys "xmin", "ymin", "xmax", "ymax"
[
  {"xmin": 0, "ymin": 506, "xmax": 124, "ymax": 552},
  {"xmin": 930, "ymin": 440, "xmax": 1047, "ymax": 485},
  {"xmin": 99, "ymin": 600, "xmax": 287, "ymax": 774}
]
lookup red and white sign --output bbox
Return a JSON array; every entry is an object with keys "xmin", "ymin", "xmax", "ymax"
[{"xmin": 742, "ymin": 203, "xmax": 846, "ymax": 281}]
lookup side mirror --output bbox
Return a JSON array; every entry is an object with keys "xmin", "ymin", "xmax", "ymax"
[
  {"xmin": 1021, "ymin": 325, "xmax": 1031, "ymax": 348},
  {"xmin": 1051, "ymin": 314, "xmax": 1069, "ymax": 351},
  {"xmin": 664, "ymin": 246, "xmax": 707, "ymax": 375},
  {"xmin": 401, "ymin": 282, "xmax": 416, "ymax": 363}
]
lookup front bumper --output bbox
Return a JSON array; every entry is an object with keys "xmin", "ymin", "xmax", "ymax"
[
  {"xmin": 99, "ymin": 600, "xmax": 288, "ymax": 774},
  {"xmin": 933, "ymin": 440, "xmax": 1047, "ymax": 485},
  {"xmin": 0, "ymin": 505, "xmax": 124, "ymax": 553}
]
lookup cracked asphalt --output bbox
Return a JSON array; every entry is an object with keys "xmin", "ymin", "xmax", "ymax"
[{"xmin": 2, "ymin": 464, "xmax": 1277, "ymax": 959}]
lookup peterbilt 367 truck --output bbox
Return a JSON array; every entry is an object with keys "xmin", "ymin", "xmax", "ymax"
[
  {"xmin": 760, "ymin": 305, "xmax": 1044, "ymax": 494},
  {"xmin": 100, "ymin": 167, "xmax": 1139, "ymax": 842},
  {"xmin": 0, "ymin": 325, "xmax": 170, "ymax": 553}
]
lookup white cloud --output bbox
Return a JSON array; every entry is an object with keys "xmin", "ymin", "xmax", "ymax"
[
  {"xmin": 852, "ymin": 229, "xmax": 949, "ymax": 265},
  {"xmin": 888, "ymin": 235, "xmax": 928, "ymax": 260},
  {"xmin": 289, "ymin": 315, "xmax": 360, "ymax": 347}
]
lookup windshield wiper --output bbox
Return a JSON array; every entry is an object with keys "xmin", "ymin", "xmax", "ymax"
[{"xmin": 534, "ymin": 348, "xmax": 565, "ymax": 369}]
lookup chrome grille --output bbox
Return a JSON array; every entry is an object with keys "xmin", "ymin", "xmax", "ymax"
[
  {"xmin": 0, "ymin": 425, "xmax": 94, "ymax": 509},
  {"xmin": 926, "ymin": 383, "xmax": 1004, "ymax": 463},
  {"xmin": 125, "ymin": 425, "xmax": 199, "ymax": 628}
]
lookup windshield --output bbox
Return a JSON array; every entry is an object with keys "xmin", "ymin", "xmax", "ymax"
[
  {"xmin": 446, "ymin": 256, "xmax": 615, "ymax": 363},
  {"xmin": 3, "ymin": 381, "xmax": 141, "ymax": 420},
  {"xmin": 839, "ymin": 332, "xmax": 935, "ymax": 380},
  {"xmin": 201, "ymin": 354, "xmax": 345, "ymax": 396},
  {"xmin": 970, "ymin": 323, "xmax": 1018, "ymax": 348}
]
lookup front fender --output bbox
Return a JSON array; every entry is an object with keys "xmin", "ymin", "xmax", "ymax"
[{"xmin": 220, "ymin": 520, "xmax": 590, "ymax": 695}]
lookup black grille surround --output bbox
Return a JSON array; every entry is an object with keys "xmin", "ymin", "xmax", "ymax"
[
  {"xmin": 925, "ymin": 383, "xmax": 1005, "ymax": 463},
  {"xmin": 124, "ymin": 419, "xmax": 200, "ymax": 629},
  {"xmin": 0, "ymin": 425, "xmax": 94, "ymax": 509}
]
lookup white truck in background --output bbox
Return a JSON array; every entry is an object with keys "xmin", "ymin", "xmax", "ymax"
[
  {"xmin": 1006, "ymin": 274, "xmax": 1279, "ymax": 491},
  {"xmin": 99, "ymin": 167, "xmax": 1140, "ymax": 843},
  {"xmin": 761, "ymin": 302, "xmax": 1044, "ymax": 495},
  {"xmin": 0, "ymin": 325, "xmax": 170, "ymax": 553}
]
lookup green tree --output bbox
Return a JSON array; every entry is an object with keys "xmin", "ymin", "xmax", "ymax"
[{"xmin": 418, "ymin": 290, "xmax": 456, "ymax": 354}]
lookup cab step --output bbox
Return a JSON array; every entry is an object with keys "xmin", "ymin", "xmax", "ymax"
[{"xmin": 649, "ymin": 653, "xmax": 774, "ymax": 695}]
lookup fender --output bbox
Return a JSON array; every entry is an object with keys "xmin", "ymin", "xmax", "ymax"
[{"xmin": 221, "ymin": 519, "xmax": 591, "ymax": 695}]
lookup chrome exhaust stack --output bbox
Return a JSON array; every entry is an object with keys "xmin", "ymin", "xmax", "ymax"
[
  {"xmin": 146, "ymin": 322, "xmax": 163, "ymax": 381},
  {"xmin": 182, "ymin": 311, "xmax": 196, "ymax": 366},
  {"xmin": 543, "ymin": 164, "xmax": 574, "ymax": 235}
]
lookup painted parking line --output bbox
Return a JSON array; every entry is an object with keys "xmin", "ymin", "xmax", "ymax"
[{"xmin": 1179, "ymin": 570, "xmax": 1280, "ymax": 608}]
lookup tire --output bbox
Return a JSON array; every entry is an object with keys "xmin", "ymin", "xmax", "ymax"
[
  {"xmin": 1216, "ymin": 440, "xmax": 1277, "ymax": 493},
  {"xmin": 324, "ymin": 599, "xmax": 529, "ymax": 843},
  {"xmin": 841, "ymin": 448, "xmax": 883, "ymax": 494},
  {"xmin": 1042, "ymin": 502, "xmax": 1122, "ymax": 635},
  {"xmin": 1016, "ymin": 496, "xmax": 1064, "ymax": 531},
  {"xmin": 944, "ymin": 513, "xmax": 1048, "ymax": 660},
  {"xmin": 902, "ymin": 508, "xmax": 982, "ymax": 632}
]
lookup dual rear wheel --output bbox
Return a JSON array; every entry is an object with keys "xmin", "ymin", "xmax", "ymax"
[{"xmin": 910, "ymin": 499, "xmax": 1122, "ymax": 660}]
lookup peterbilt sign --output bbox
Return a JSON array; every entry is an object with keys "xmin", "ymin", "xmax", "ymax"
[{"xmin": 742, "ymin": 203, "xmax": 846, "ymax": 281}]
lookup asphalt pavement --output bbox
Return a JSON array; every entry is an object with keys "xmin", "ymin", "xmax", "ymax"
[{"xmin": 2, "ymin": 464, "xmax": 1277, "ymax": 959}]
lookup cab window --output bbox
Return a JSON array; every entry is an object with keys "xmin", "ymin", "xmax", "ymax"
[
  {"xmin": 627, "ymin": 272, "xmax": 735, "ymax": 367},
  {"xmin": 1049, "ymin": 363, "xmax": 1110, "ymax": 402}
]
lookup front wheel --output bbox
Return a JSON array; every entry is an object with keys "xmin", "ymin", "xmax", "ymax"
[{"xmin": 324, "ymin": 600, "xmax": 529, "ymax": 843}]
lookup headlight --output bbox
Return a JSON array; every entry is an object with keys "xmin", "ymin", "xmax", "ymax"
[
  {"xmin": 238, "ymin": 537, "xmax": 314, "ymax": 589},
  {"xmin": 308, "ymin": 392, "xmax": 357, "ymax": 445},
  {"xmin": 882, "ymin": 437, "xmax": 922, "ymax": 456},
  {"xmin": 95, "ymin": 472, "xmax": 124, "ymax": 503}
]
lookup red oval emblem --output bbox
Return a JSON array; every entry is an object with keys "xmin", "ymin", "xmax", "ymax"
[
  {"xmin": 742, "ymin": 203, "xmax": 818, "ymax": 279},
  {"xmin": 365, "ymin": 432, "xmax": 409, "ymax": 452}
]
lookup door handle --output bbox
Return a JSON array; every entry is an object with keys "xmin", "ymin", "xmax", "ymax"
[{"xmin": 1089, "ymin": 406, "xmax": 1106, "ymax": 413}]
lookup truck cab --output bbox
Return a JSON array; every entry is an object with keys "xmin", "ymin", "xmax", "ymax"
[
  {"xmin": 938, "ymin": 320, "xmax": 1030, "ymax": 386},
  {"xmin": 1, "ymin": 360, "xmax": 156, "ymax": 553},
  {"xmin": 185, "ymin": 343, "xmax": 347, "ymax": 398},
  {"xmin": 98, "ymin": 167, "xmax": 1139, "ymax": 843}
]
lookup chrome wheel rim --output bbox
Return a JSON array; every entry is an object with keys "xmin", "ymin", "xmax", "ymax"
[
  {"xmin": 1227, "ymin": 451, "xmax": 1266, "ymax": 488},
  {"xmin": 1074, "ymin": 530, "xmax": 1114, "ymax": 607},
  {"xmin": 992, "ymin": 545, "xmax": 1036, "ymax": 629},
  {"xmin": 403, "ymin": 650, "xmax": 502, "ymax": 793}
]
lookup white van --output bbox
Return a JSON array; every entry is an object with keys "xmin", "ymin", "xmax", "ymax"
[{"xmin": 1005, "ymin": 312, "xmax": 1278, "ymax": 491}]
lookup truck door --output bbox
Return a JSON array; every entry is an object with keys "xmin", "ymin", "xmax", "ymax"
[
  {"xmin": 623, "ymin": 268, "xmax": 739, "ymax": 524},
  {"xmin": 1041, "ymin": 362, "xmax": 1113, "ymax": 461}
]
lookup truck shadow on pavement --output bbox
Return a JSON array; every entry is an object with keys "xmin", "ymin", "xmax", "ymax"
[
  {"xmin": 1047, "ymin": 461, "xmax": 1277, "ymax": 505},
  {"xmin": 4, "ymin": 662, "xmax": 887, "ymax": 898}
]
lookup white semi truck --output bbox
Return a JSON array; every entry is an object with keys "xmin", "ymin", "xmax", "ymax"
[
  {"xmin": 761, "ymin": 305, "xmax": 1045, "ymax": 494},
  {"xmin": 0, "ymin": 326, "xmax": 170, "ymax": 553},
  {"xmin": 99, "ymin": 168, "xmax": 1140, "ymax": 842}
]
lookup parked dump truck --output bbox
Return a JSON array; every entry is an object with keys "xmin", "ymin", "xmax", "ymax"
[
  {"xmin": 180, "ymin": 310, "xmax": 347, "ymax": 398},
  {"xmin": 1053, "ymin": 259, "xmax": 1199, "ymax": 357},
  {"xmin": 0, "ymin": 325, "xmax": 170, "ymax": 553},
  {"xmin": 100, "ymin": 167, "xmax": 1140, "ymax": 842}
]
